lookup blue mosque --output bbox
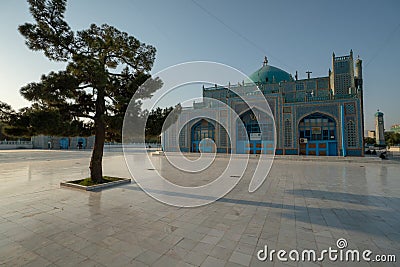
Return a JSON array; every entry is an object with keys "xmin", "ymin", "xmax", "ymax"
[{"xmin": 163, "ymin": 50, "xmax": 364, "ymax": 156}]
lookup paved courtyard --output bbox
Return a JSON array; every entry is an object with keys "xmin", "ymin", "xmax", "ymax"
[{"xmin": 0, "ymin": 150, "xmax": 399, "ymax": 266}]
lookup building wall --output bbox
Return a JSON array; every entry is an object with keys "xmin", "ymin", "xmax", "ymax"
[
  {"xmin": 375, "ymin": 114, "xmax": 385, "ymax": 145},
  {"xmin": 165, "ymin": 51, "xmax": 364, "ymax": 156},
  {"xmin": 331, "ymin": 51, "xmax": 355, "ymax": 95},
  {"xmin": 368, "ymin": 130, "xmax": 376, "ymax": 138},
  {"xmin": 0, "ymin": 141, "xmax": 33, "ymax": 150},
  {"xmin": 31, "ymin": 135, "xmax": 95, "ymax": 149}
]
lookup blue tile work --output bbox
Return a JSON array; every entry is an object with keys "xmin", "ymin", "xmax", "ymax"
[
  {"xmin": 295, "ymin": 104, "xmax": 339, "ymax": 122},
  {"xmin": 317, "ymin": 89, "xmax": 330, "ymax": 97},
  {"xmin": 283, "ymin": 113, "xmax": 293, "ymax": 148},
  {"xmin": 345, "ymin": 102, "xmax": 356, "ymax": 114},
  {"xmin": 346, "ymin": 149, "xmax": 362, "ymax": 156},
  {"xmin": 164, "ymin": 52, "xmax": 364, "ymax": 156},
  {"xmin": 284, "ymin": 149, "xmax": 298, "ymax": 155}
]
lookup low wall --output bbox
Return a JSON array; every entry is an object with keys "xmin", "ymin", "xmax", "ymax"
[
  {"xmin": 0, "ymin": 141, "xmax": 33, "ymax": 150},
  {"xmin": 31, "ymin": 135, "xmax": 95, "ymax": 149},
  {"xmin": 388, "ymin": 146, "xmax": 400, "ymax": 152},
  {"xmin": 104, "ymin": 143, "xmax": 161, "ymax": 152}
]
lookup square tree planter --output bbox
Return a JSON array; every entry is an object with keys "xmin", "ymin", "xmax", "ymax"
[{"xmin": 60, "ymin": 177, "xmax": 131, "ymax": 191}]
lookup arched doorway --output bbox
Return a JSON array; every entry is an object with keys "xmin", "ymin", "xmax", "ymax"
[
  {"xmin": 237, "ymin": 109, "xmax": 274, "ymax": 154},
  {"xmin": 77, "ymin": 137, "xmax": 86, "ymax": 149},
  {"xmin": 191, "ymin": 119, "xmax": 215, "ymax": 152},
  {"xmin": 59, "ymin": 137, "xmax": 69, "ymax": 149},
  {"xmin": 298, "ymin": 113, "xmax": 337, "ymax": 156}
]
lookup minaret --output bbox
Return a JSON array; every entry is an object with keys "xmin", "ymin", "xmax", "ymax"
[
  {"xmin": 330, "ymin": 53, "xmax": 335, "ymax": 94},
  {"xmin": 375, "ymin": 110, "xmax": 385, "ymax": 145},
  {"xmin": 355, "ymin": 57, "xmax": 363, "ymax": 89},
  {"xmin": 331, "ymin": 50, "xmax": 355, "ymax": 95},
  {"xmin": 355, "ymin": 56, "xmax": 364, "ymax": 154}
]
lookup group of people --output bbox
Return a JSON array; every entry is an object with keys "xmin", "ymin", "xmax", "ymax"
[
  {"xmin": 365, "ymin": 148, "xmax": 387, "ymax": 159},
  {"xmin": 47, "ymin": 141, "xmax": 84, "ymax": 149}
]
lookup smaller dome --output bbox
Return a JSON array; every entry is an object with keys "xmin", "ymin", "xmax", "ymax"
[
  {"xmin": 375, "ymin": 110, "xmax": 384, "ymax": 117},
  {"xmin": 249, "ymin": 57, "xmax": 293, "ymax": 84}
]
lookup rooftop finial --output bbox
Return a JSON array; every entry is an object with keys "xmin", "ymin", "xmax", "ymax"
[{"xmin": 263, "ymin": 56, "xmax": 268, "ymax": 66}]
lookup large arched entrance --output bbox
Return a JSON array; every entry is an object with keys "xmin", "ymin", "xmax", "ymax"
[
  {"xmin": 298, "ymin": 113, "xmax": 338, "ymax": 156},
  {"xmin": 191, "ymin": 119, "xmax": 215, "ymax": 152},
  {"xmin": 237, "ymin": 109, "xmax": 274, "ymax": 154}
]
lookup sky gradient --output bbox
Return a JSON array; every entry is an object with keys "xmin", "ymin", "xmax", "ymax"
[{"xmin": 1, "ymin": 0, "xmax": 399, "ymax": 132}]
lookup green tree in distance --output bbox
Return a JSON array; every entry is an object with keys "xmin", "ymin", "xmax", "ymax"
[
  {"xmin": 0, "ymin": 101, "xmax": 15, "ymax": 140},
  {"xmin": 0, "ymin": 101, "xmax": 14, "ymax": 124},
  {"xmin": 385, "ymin": 132, "xmax": 400, "ymax": 147},
  {"xmin": 364, "ymin": 137, "xmax": 375, "ymax": 146},
  {"xmin": 145, "ymin": 107, "xmax": 174, "ymax": 137},
  {"xmin": 19, "ymin": 0, "xmax": 159, "ymax": 183},
  {"xmin": 4, "ymin": 105, "xmax": 92, "ymax": 138}
]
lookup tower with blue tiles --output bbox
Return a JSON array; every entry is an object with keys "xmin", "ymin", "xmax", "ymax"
[{"xmin": 375, "ymin": 110, "xmax": 385, "ymax": 146}]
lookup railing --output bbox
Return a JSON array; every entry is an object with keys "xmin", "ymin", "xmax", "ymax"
[
  {"xmin": 284, "ymin": 93, "xmax": 358, "ymax": 103},
  {"xmin": 104, "ymin": 142, "xmax": 162, "ymax": 151},
  {"xmin": 334, "ymin": 56, "xmax": 350, "ymax": 61},
  {"xmin": 0, "ymin": 140, "xmax": 33, "ymax": 150},
  {"xmin": 203, "ymin": 82, "xmax": 257, "ymax": 91},
  {"xmin": 0, "ymin": 140, "xmax": 33, "ymax": 145}
]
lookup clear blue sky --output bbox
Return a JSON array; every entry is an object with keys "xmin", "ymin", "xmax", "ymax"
[{"xmin": 1, "ymin": 0, "xmax": 399, "ymax": 132}]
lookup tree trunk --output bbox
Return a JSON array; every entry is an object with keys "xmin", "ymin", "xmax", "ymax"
[{"xmin": 90, "ymin": 87, "xmax": 106, "ymax": 184}]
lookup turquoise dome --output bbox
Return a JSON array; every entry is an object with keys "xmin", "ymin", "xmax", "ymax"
[
  {"xmin": 375, "ymin": 110, "xmax": 384, "ymax": 117},
  {"xmin": 249, "ymin": 58, "xmax": 293, "ymax": 84}
]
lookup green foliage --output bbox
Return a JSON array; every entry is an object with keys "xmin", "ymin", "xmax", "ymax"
[
  {"xmin": 364, "ymin": 137, "xmax": 375, "ymax": 145},
  {"xmin": 19, "ymin": 0, "xmax": 73, "ymax": 61},
  {"xmin": 144, "ymin": 105, "xmax": 182, "ymax": 143},
  {"xmin": 4, "ymin": 106, "xmax": 92, "ymax": 138},
  {"xmin": 145, "ymin": 107, "xmax": 174, "ymax": 137},
  {"xmin": 19, "ymin": 0, "xmax": 160, "ymax": 182},
  {"xmin": 0, "ymin": 101, "xmax": 14, "ymax": 123},
  {"xmin": 19, "ymin": 0, "xmax": 159, "ymax": 138},
  {"xmin": 385, "ymin": 132, "xmax": 400, "ymax": 146},
  {"xmin": 0, "ymin": 101, "xmax": 21, "ymax": 140},
  {"xmin": 145, "ymin": 135, "xmax": 161, "ymax": 144}
]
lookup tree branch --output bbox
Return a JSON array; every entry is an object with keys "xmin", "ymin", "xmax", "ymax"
[
  {"xmin": 106, "ymin": 53, "xmax": 136, "ymax": 69},
  {"xmin": 107, "ymin": 71, "xmax": 125, "ymax": 77},
  {"xmin": 77, "ymin": 84, "xmax": 93, "ymax": 90},
  {"xmin": 105, "ymin": 93, "xmax": 117, "ymax": 104}
]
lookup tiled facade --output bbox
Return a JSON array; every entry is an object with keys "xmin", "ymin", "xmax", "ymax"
[{"xmin": 164, "ymin": 51, "xmax": 364, "ymax": 156}]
